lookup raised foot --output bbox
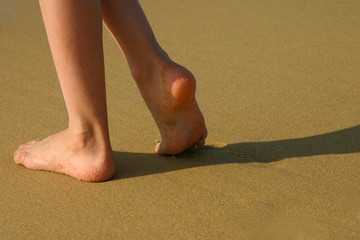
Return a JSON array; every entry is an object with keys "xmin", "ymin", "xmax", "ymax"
[
  {"xmin": 137, "ymin": 61, "xmax": 207, "ymax": 155},
  {"xmin": 14, "ymin": 129, "xmax": 115, "ymax": 182}
]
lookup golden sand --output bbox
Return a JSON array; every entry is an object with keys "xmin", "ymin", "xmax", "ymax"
[{"xmin": 1, "ymin": 0, "xmax": 359, "ymax": 239}]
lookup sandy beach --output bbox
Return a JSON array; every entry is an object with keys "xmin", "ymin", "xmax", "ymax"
[{"xmin": 1, "ymin": 0, "xmax": 359, "ymax": 239}]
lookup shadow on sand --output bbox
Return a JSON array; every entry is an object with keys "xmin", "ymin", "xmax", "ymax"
[{"xmin": 113, "ymin": 125, "xmax": 360, "ymax": 179}]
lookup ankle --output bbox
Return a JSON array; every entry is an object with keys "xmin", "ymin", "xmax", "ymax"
[
  {"xmin": 66, "ymin": 126, "xmax": 111, "ymax": 152},
  {"xmin": 69, "ymin": 116, "xmax": 109, "ymax": 136}
]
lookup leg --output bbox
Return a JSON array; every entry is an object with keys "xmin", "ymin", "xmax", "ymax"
[
  {"xmin": 14, "ymin": 0, "xmax": 115, "ymax": 181},
  {"xmin": 102, "ymin": 0, "xmax": 207, "ymax": 155}
]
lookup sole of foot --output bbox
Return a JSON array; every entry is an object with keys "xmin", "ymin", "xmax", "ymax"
[{"xmin": 135, "ymin": 60, "xmax": 207, "ymax": 155}]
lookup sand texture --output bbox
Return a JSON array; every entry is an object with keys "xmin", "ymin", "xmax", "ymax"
[{"xmin": 1, "ymin": 0, "xmax": 359, "ymax": 239}]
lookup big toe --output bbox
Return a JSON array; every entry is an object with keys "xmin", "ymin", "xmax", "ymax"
[
  {"xmin": 14, "ymin": 148, "xmax": 27, "ymax": 165},
  {"xmin": 155, "ymin": 131, "xmax": 207, "ymax": 156},
  {"xmin": 14, "ymin": 141, "xmax": 37, "ymax": 165},
  {"xmin": 155, "ymin": 142, "xmax": 163, "ymax": 155},
  {"xmin": 155, "ymin": 140, "xmax": 186, "ymax": 156},
  {"xmin": 155, "ymin": 141, "xmax": 174, "ymax": 156}
]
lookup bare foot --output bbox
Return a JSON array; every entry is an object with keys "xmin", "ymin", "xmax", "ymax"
[
  {"xmin": 135, "ymin": 61, "xmax": 208, "ymax": 155},
  {"xmin": 14, "ymin": 129, "xmax": 115, "ymax": 182}
]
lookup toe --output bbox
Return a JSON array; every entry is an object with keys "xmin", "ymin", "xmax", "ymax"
[
  {"xmin": 190, "ymin": 128, "xmax": 207, "ymax": 150},
  {"xmin": 16, "ymin": 144, "xmax": 28, "ymax": 151},
  {"xmin": 155, "ymin": 140, "xmax": 187, "ymax": 156},
  {"xmin": 23, "ymin": 140, "xmax": 38, "ymax": 148},
  {"xmin": 14, "ymin": 141, "xmax": 37, "ymax": 165},
  {"xmin": 155, "ymin": 142, "xmax": 161, "ymax": 154},
  {"xmin": 189, "ymin": 139, "xmax": 205, "ymax": 151},
  {"xmin": 201, "ymin": 127, "xmax": 208, "ymax": 141},
  {"xmin": 14, "ymin": 148, "xmax": 26, "ymax": 165},
  {"xmin": 155, "ymin": 142, "xmax": 168, "ymax": 156},
  {"xmin": 17, "ymin": 141, "xmax": 37, "ymax": 151}
]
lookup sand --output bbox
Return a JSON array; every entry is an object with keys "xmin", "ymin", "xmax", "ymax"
[{"xmin": 1, "ymin": 0, "xmax": 359, "ymax": 239}]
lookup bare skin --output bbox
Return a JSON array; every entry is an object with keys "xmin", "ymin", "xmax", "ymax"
[
  {"xmin": 136, "ymin": 61, "xmax": 207, "ymax": 155},
  {"xmin": 14, "ymin": 130, "xmax": 115, "ymax": 182},
  {"xmin": 14, "ymin": 0, "xmax": 207, "ymax": 181}
]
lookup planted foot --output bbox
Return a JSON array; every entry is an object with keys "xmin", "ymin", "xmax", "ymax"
[{"xmin": 14, "ymin": 129, "xmax": 115, "ymax": 182}]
